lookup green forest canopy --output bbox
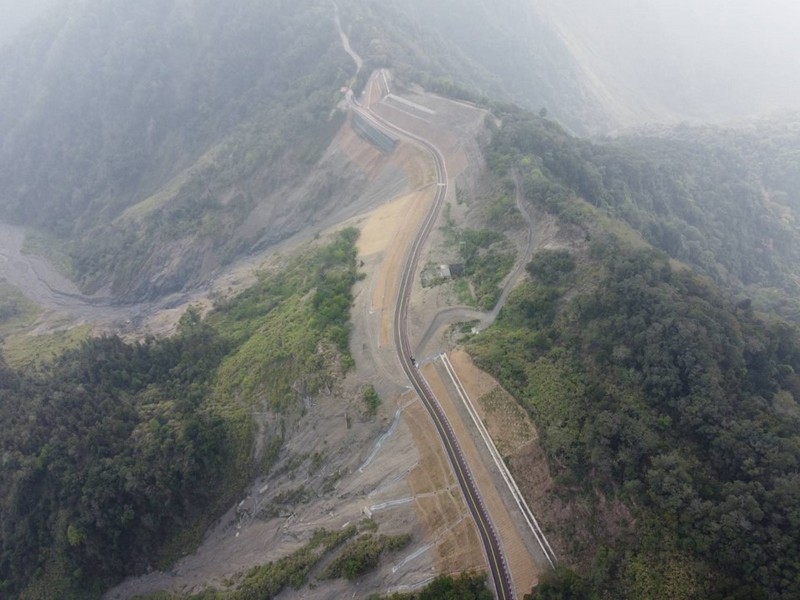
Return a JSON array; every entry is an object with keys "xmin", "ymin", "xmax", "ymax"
[
  {"xmin": 471, "ymin": 113, "xmax": 800, "ymax": 599},
  {"xmin": 0, "ymin": 229, "xmax": 360, "ymax": 599}
]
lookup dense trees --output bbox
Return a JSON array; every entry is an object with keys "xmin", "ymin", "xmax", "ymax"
[
  {"xmin": 320, "ymin": 533, "xmax": 411, "ymax": 580},
  {"xmin": 470, "ymin": 114, "xmax": 800, "ymax": 598},
  {"xmin": 488, "ymin": 113, "xmax": 800, "ymax": 321},
  {"xmin": 474, "ymin": 239, "xmax": 800, "ymax": 598},
  {"xmin": 0, "ymin": 327, "xmax": 231, "ymax": 598},
  {"xmin": 383, "ymin": 573, "xmax": 493, "ymax": 600},
  {"xmin": 0, "ymin": 230, "xmax": 360, "ymax": 598}
]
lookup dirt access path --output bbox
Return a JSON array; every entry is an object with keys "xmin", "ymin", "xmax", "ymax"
[{"xmin": 413, "ymin": 170, "xmax": 538, "ymax": 360}]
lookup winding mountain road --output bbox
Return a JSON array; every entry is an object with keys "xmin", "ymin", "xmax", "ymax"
[{"xmin": 348, "ymin": 84, "xmax": 515, "ymax": 598}]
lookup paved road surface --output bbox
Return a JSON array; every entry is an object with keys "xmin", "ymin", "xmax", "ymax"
[{"xmin": 348, "ymin": 86, "xmax": 516, "ymax": 599}]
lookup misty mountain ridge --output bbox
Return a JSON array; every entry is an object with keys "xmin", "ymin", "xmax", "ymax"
[
  {"xmin": 345, "ymin": 0, "xmax": 800, "ymax": 131},
  {"xmin": 0, "ymin": 0, "xmax": 355, "ymax": 300},
  {"xmin": 1, "ymin": 1, "xmax": 800, "ymax": 600},
  {"xmin": 2, "ymin": 0, "xmax": 800, "ymax": 304},
  {"xmin": 0, "ymin": 0, "xmax": 59, "ymax": 47}
]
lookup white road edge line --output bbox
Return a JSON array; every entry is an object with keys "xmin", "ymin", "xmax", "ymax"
[
  {"xmin": 439, "ymin": 353, "xmax": 558, "ymax": 569},
  {"xmin": 381, "ymin": 69, "xmax": 390, "ymax": 95},
  {"xmin": 386, "ymin": 92, "xmax": 436, "ymax": 115},
  {"xmin": 381, "ymin": 99, "xmax": 432, "ymax": 123}
]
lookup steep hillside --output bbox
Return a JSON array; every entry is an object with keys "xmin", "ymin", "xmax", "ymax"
[
  {"xmin": 0, "ymin": 0, "xmax": 352, "ymax": 300},
  {"xmin": 482, "ymin": 112, "xmax": 800, "ymax": 320},
  {"xmin": 2, "ymin": 0, "xmax": 536, "ymax": 304},
  {"xmin": 464, "ymin": 110, "xmax": 800, "ymax": 599},
  {"xmin": 0, "ymin": 230, "xmax": 361, "ymax": 598}
]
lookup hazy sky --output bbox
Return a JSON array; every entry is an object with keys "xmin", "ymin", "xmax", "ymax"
[
  {"xmin": 536, "ymin": 0, "xmax": 800, "ymax": 122},
  {"xmin": 2, "ymin": 0, "xmax": 799, "ymax": 125},
  {"xmin": 0, "ymin": 0, "xmax": 60, "ymax": 46},
  {"xmin": 540, "ymin": 0, "xmax": 800, "ymax": 71}
]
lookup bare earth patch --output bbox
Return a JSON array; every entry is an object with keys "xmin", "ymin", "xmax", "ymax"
[
  {"xmin": 449, "ymin": 350, "xmax": 539, "ymax": 457},
  {"xmin": 403, "ymin": 397, "xmax": 485, "ymax": 576}
]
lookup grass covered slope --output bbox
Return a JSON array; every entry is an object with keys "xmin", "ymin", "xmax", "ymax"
[
  {"xmin": 0, "ymin": 229, "xmax": 360, "ymax": 599},
  {"xmin": 468, "ymin": 114, "xmax": 800, "ymax": 599},
  {"xmin": 0, "ymin": 279, "xmax": 39, "ymax": 337}
]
